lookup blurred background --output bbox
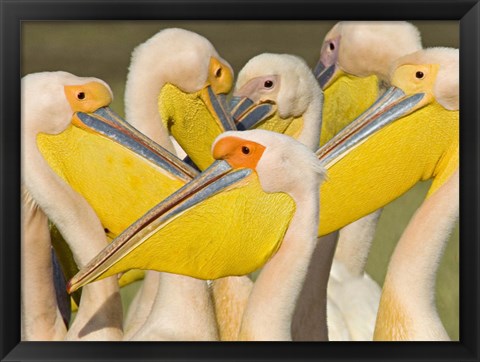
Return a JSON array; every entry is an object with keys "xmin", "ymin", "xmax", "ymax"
[{"xmin": 21, "ymin": 21, "xmax": 459, "ymax": 340}]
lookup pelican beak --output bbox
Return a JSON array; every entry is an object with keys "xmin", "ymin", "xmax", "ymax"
[
  {"xmin": 317, "ymin": 87, "xmax": 427, "ymax": 168},
  {"xmin": 66, "ymin": 160, "xmax": 254, "ymax": 293},
  {"xmin": 314, "ymin": 35, "xmax": 342, "ymax": 89},
  {"xmin": 229, "ymin": 96, "xmax": 275, "ymax": 131},
  {"xmin": 72, "ymin": 107, "xmax": 198, "ymax": 181},
  {"xmin": 199, "ymin": 86, "xmax": 237, "ymax": 132},
  {"xmin": 201, "ymin": 56, "xmax": 237, "ymax": 132},
  {"xmin": 313, "ymin": 60, "xmax": 341, "ymax": 90}
]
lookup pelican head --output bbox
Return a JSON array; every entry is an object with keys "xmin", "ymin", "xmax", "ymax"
[
  {"xmin": 315, "ymin": 21, "xmax": 422, "ymax": 88},
  {"xmin": 390, "ymin": 47, "xmax": 459, "ymax": 111},
  {"xmin": 231, "ymin": 53, "xmax": 323, "ymax": 150},
  {"xmin": 125, "ymin": 28, "xmax": 235, "ymax": 169},
  {"xmin": 22, "ymin": 71, "xmax": 112, "ymax": 136},
  {"xmin": 214, "ymin": 130, "xmax": 326, "ymax": 196}
]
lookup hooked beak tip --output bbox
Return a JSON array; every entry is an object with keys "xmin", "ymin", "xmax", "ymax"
[{"xmin": 66, "ymin": 280, "xmax": 75, "ymax": 294}]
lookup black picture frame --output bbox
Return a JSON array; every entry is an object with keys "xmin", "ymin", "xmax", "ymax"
[{"xmin": 1, "ymin": 0, "xmax": 479, "ymax": 361}]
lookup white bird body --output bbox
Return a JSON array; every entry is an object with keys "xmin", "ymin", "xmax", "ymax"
[
  {"xmin": 21, "ymin": 71, "xmax": 123, "ymax": 341},
  {"xmin": 326, "ymin": 298, "xmax": 351, "ymax": 341},
  {"xmin": 323, "ymin": 210, "xmax": 382, "ymax": 341},
  {"xmin": 127, "ymin": 274, "xmax": 218, "ymax": 341}
]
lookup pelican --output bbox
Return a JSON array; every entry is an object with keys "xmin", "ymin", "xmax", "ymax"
[
  {"xmin": 66, "ymin": 129, "xmax": 324, "ymax": 340},
  {"xmin": 28, "ymin": 28, "xmax": 235, "ymax": 340},
  {"xmin": 316, "ymin": 47, "xmax": 458, "ymax": 236},
  {"xmin": 217, "ymin": 131, "xmax": 326, "ymax": 340},
  {"xmin": 314, "ymin": 21, "xmax": 422, "ymax": 276},
  {"xmin": 373, "ymin": 47, "xmax": 459, "ymax": 340},
  {"xmin": 292, "ymin": 21, "xmax": 423, "ymax": 340},
  {"xmin": 120, "ymin": 28, "xmax": 235, "ymax": 340},
  {"xmin": 22, "ymin": 72, "xmax": 124, "ymax": 340}
]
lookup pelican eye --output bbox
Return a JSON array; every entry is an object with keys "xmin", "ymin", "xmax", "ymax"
[
  {"xmin": 415, "ymin": 71, "xmax": 425, "ymax": 79},
  {"xmin": 242, "ymin": 146, "xmax": 250, "ymax": 155},
  {"xmin": 329, "ymin": 42, "xmax": 335, "ymax": 51},
  {"xmin": 77, "ymin": 92, "xmax": 86, "ymax": 100},
  {"xmin": 215, "ymin": 67, "xmax": 222, "ymax": 78},
  {"xmin": 264, "ymin": 80, "xmax": 274, "ymax": 89}
]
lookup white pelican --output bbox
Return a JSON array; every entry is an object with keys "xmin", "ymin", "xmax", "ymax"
[
  {"xmin": 314, "ymin": 21, "xmax": 422, "ymax": 272},
  {"xmin": 120, "ymin": 28, "xmax": 234, "ymax": 341},
  {"xmin": 215, "ymin": 131, "xmax": 326, "ymax": 340},
  {"xmin": 306, "ymin": 21, "xmax": 423, "ymax": 340},
  {"xmin": 312, "ymin": 47, "xmax": 458, "ymax": 241},
  {"xmin": 22, "ymin": 72, "xmax": 123, "ymax": 340},
  {"xmin": 68, "ymin": 129, "xmax": 326, "ymax": 341},
  {"xmin": 373, "ymin": 47, "xmax": 459, "ymax": 340}
]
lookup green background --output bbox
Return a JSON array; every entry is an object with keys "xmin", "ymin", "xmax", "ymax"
[{"xmin": 21, "ymin": 21, "xmax": 459, "ymax": 340}]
